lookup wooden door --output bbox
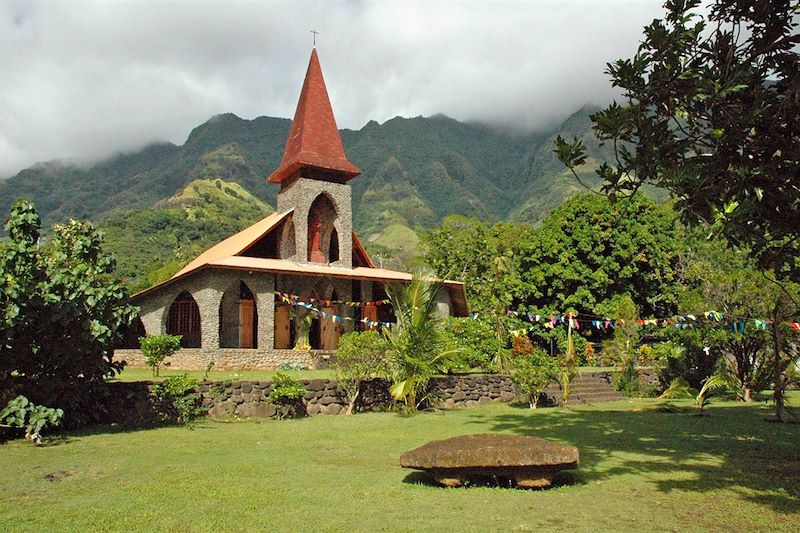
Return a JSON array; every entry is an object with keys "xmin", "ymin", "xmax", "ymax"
[
  {"xmin": 274, "ymin": 304, "xmax": 291, "ymax": 349},
  {"xmin": 363, "ymin": 305, "xmax": 378, "ymax": 330},
  {"xmin": 320, "ymin": 306, "xmax": 340, "ymax": 350},
  {"xmin": 239, "ymin": 299, "xmax": 255, "ymax": 348}
]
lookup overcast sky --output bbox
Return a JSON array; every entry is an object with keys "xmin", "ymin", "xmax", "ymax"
[{"xmin": 0, "ymin": 0, "xmax": 666, "ymax": 179}]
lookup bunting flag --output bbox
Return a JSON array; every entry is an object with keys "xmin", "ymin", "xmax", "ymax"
[
  {"xmin": 274, "ymin": 291, "xmax": 389, "ymax": 308},
  {"xmin": 275, "ymin": 292, "xmax": 395, "ymax": 329},
  {"xmin": 489, "ymin": 308, "xmax": 799, "ymax": 334}
]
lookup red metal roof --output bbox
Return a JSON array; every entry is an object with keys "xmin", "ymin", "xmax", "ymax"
[{"xmin": 267, "ymin": 48, "xmax": 361, "ymax": 184}]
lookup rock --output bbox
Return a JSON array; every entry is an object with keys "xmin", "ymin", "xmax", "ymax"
[
  {"xmin": 208, "ymin": 401, "xmax": 235, "ymax": 418},
  {"xmin": 465, "ymin": 400, "xmax": 478, "ymax": 408},
  {"xmin": 236, "ymin": 402, "xmax": 276, "ymax": 418},
  {"xmin": 322, "ymin": 403, "xmax": 342, "ymax": 415},
  {"xmin": 307, "ymin": 403, "xmax": 321, "ymax": 416},
  {"xmin": 478, "ymin": 396, "xmax": 492, "ymax": 405},
  {"xmin": 443, "ymin": 399, "xmax": 455, "ymax": 409},
  {"xmin": 400, "ymin": 434, "xmax": 579, "ymax": 489},
  {"xmin": 453, "ymin": 391, "xmax": 467, "ymax": 401},
  {"xmin": 241, "ymin": 383, "xmax": 253, "ymax": 394},
  {"xmin": 499, "ymin": 392, "xmax": 516, "ymax": 403},
  {"xmin": 308, "ymin": 379, "xmax": 326, "ymax": 392},
  {"xmin": 319, "ymin": 396, "xmax": 337, "ymax": 405}
]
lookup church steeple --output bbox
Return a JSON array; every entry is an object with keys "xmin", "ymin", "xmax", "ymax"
[{"xmin": 267, "ymin": 48, "xmax": 361, "ymax": 185}]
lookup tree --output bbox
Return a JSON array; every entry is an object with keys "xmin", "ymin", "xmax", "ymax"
[
  {"xmin": 139, "ymin": 334, "xmax": 182, "ymax": 377},
  {"xmin": 512, "ymin": 349, "xmax": 558, "ymax": 409},
  {"xmin": 334, "ymin": 331, "xmax": 389, "ymax": 415},
  {"xmin": 555, "ymin": 0, "xmax": 800, "ymax": 279},
  {"xmin": 384, "ymin": 274, "xmax": 454, "ymax": 413},
  {"xmin": 516, "ymin": 194, "xmax": 680, "ymax": 318},
  {"xmin": 0, "ymin": 200, "xmax": 138, "ymax": 426}
]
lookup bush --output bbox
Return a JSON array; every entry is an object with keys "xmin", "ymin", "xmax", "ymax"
[
  {"xmin": 139, "ymin": 334, "xmax": 182, "ymax": 377},
  {"xmin": 613, "ymin": 357, "xmax": 641, "ymax": 397},
  {"xmin": 335, "ymin": 331, "xmax": 389, "ymax": 415},
  {"xmin": 267, "ymin": 372, "xmax": 307, "ymax": 419},
  {"xmin": 0, "ymin": 396, "xmax": 64, "ymax": 444},
  {"xmin": 151, "ymin": 375, "xmax": 206, "ymax": 424},
  {"xmin": 442, "ymin": 317, "xmax": 498, "ymax": 371},
  {"xmin": 512, "ymin": 349, "xmax": 558, "ymax": 409}
]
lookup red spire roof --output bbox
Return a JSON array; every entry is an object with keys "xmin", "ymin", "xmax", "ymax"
[{"xmin": 267, "ymin": 48, "xmax": 361, "ymax": 184}]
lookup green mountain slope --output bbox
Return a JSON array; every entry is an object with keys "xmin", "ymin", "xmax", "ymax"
[{"xmin": 101, "ymin": 178, "xmax": 272, "ymax": 291}]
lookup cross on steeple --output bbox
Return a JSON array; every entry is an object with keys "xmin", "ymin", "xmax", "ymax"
[{"xmin": 310, "ymin": 29, "xmax": 319, "ymax": 46}]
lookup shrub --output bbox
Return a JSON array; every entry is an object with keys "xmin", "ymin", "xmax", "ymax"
[
  {"xmin": 442, "ymin": 317, "xmax": 498, "ymax": 371},
  {"xmin": 139, "ymin": 334, "xmax": 182, "ymax": 377},
  {"xmin": 0, "ymin": 396, "xmax": 64, "ymax": 444},
  {"xmin": 335, "ymin": 331, "xmax": 389, "ymax": 415},
  {"xmin": 151, "ymin": 375, "xmax": 206, "ymax": 424},
  {"xmin": 512, "ymin": 349, "xmax": 558, "ymax": 409},
  {"xmin": 267, "ymin": 372, "xmax": 307, "ymax": 419},
  {"xmin": 613, "ymin": 357, "xmax": 641, "ymax": 397}
]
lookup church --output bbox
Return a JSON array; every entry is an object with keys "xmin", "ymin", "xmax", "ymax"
[{"xmin": 116, "ymin": 49, "xmax": 468, "ymax": 370}]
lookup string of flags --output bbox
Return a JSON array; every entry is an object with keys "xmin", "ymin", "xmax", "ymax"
[
  {"xmin": 499, "ymin": 309, "xmax": 800, "ymax": 334},
  {"xmin": 275, "ymin": 292, "xmax": 395, "ymax": 329},
  {"xmin": 274, "ymin": 291, "xmax": 389, "ymax": 308}
]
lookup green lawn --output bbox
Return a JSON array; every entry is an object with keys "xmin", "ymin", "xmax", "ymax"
[{"xmin": 2, "ymin": 399, "xmax": 799, "ymax": 532}]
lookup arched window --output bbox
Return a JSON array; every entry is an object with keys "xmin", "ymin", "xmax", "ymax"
[
  {"xmin": 307, "ymin": 193, "xmax": 338, "ymax": 263},
  {"xmin": 219, "ymin": 281, "xmax": 258, "ymax": 349},
  {"xmin": 167, "ymin": 291, "xmax": 201, "ymax": 348},
  {"xmin": 329, "ymin": 227, "xmax": 340, "ymax": 263},
  {"xmin": 116, "ymin": 317, "xmax": 146, "ymax": 349}
]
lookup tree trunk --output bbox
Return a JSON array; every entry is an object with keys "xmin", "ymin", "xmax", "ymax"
[
  {"xmin": 529, "ymin": 394, "xmax": 538, "ymax": 410},
  {"xmin": 345, "ymin": 386, "xmax": 360, "ymax": 416},
  {"xmin": 771, "ymin": 320, "xmax": 789, "ymax": 423},
  {"xmin": 742, "ymin": 386, "xmax": 754, "ymax": 403}
]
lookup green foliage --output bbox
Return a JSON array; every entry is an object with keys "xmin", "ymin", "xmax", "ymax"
[
  {"xmin": 151, "ymin": 375, "xmax": 206, "ymax": 424},
  {"xmin": 335, "ymin": 331, "xmax": 389, "ymax": 415},
  {"xmin": 384, "ymin": 274, "xmax": 454, "ymax": 413},
  {"xmin": 267, "ymin": 372, "xmax": 307, "ymax": 404},
  {"xmin": 512, "ymin": 349, "xmax": 558, "ymax": 409},
  {"xmin": 555, "ymin": 0, "xmax": 800, "ymax": 279},
  {"xmin": 601, "ymin": 296, "xmax": 641, "ymax": 364},
  {"xmin": 139, "ymin": 334, "xmax": 182, "ymax": 377},
  {"xmin": 101, "ymin": 179, "xmax": 272, "ymax": 291},
  {"xmin": 442, "ymin": 317, "xmax": 499, "ymax": 371},
  {"xmin": 613, "ymin": 357, "xmax": 642, "ymax": 398},
  {"xmin": 657, "ymin": 368, "xmax": 737, "ymax": 416},
  {"xmin": 517, "ymin": 194, "xmax": 680, "ymax": 318},
  {"xmin": 0, "ymin": 200, "xmax": 138, "ymax": 427},
  {"xmin": 0, "ymin": 395, "xmax": 64, "ymax": 444}
]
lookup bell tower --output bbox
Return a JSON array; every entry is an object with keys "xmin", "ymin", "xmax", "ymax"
[{"xmin": 268, "ymin": 48, "xmax": 360, "ymax": 269}]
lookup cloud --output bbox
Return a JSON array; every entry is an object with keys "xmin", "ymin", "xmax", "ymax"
[{"xmin": 0, "ymin": 0, "xmax": 664, "ymax": 178}]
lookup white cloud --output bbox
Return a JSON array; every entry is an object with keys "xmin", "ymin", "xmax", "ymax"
[{"xmin": 0, "ymin": 0, "xmax": 664, "ymax": 178}]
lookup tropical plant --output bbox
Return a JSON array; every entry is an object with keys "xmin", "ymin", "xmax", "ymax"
[
  {"xmin": 442, "ymin": 316, "xmax": 499, "ymax": 371},
  {"xmin": 512, "ymin": 349, "xmax": 558, "ymax": 409},
  {"xmin": 139, "ymin": 334, "xmax": 182, "ymax": 377},
  {"xmin": 0, "ymin": 395, "xmax": 64, "ymax": 444},
  {"xmin": 267, "ymin": 372, "xmax": 308, "ymax": 419},
  {"xmin": 384, "ymin": 274, "xmax": 455, "ymax": 413},
  {"xmin": 151, "ymin": 375, "xmax": 206, "ymax": 424},
  {"xmin": 0, "ymin": 200, "xmax": 138, "ymax": 427},
  {"xmin": 334, "ymin": 331, "xmax": 390, "ymax": 415},
  {"xmin": 657, "ymin": 369, "xmax": 736, "ymax": 416}
]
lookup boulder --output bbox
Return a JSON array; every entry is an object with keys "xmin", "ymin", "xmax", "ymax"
[{"xmin": 400, "ymin": 434, "xmax": 579, "ymax": 489}]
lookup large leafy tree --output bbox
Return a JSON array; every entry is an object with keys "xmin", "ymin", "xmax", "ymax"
[
  {"xmin": 0, "ymin": 200, "xmax": 138, "ymax": 426},
  {"xmin": 516, "ymin": 194, "xmax": 680, "ymax": 318},
  {"xmin": 555, "ymin": 0, "xmax": 800, "ymax": 279}
]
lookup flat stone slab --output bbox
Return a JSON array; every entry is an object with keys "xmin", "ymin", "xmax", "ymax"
[{"xmin": 400, "ymin": 434, "xmax": 579, "ymax": 488}]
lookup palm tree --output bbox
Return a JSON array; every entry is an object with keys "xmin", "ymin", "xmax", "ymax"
[{"xmin": 384, "ymin": 273, "xmax": 454, "ymax": 413}]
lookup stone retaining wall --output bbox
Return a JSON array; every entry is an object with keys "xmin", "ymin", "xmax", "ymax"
[
  {"xmin": 115, "ymin": 348, "xmax": 333, "ymax": 371},
  {"xmin": 197, "ymin": 374, "xmax": 520, "ymax": 419}
]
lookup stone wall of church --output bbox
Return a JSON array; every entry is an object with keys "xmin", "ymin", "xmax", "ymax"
[{"xmin": 276, "ymin": 177, "xmax": 352, "ymax": 268}]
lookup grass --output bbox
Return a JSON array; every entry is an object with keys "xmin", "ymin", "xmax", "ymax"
[
  {"xmin": 110, "ymin": 367, "xmax": 336, "ymax": 383},
  {"xmin": 2, "ymin": 398, "xmax": 799, "ymax": 532}
]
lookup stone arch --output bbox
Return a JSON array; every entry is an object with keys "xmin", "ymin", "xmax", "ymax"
[
  {"xmin": 219, "ymin": 281, "xmax": 258, "ymax": 349},
  {"xmin": 279, "ymin": 218, "xmax": 296, "ymax": 259},
  {"xmin": 307, "ymin": 193, "xmax": 339, "ymax": 263},
  {"xmin": 167, "ymin": 291, "xmax": 201, "ymax": 348}
]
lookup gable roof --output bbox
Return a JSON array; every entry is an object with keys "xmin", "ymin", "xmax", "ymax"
[{"xmin": 267, "ymin": 48, "xmax": 361, "ymax": 185}]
